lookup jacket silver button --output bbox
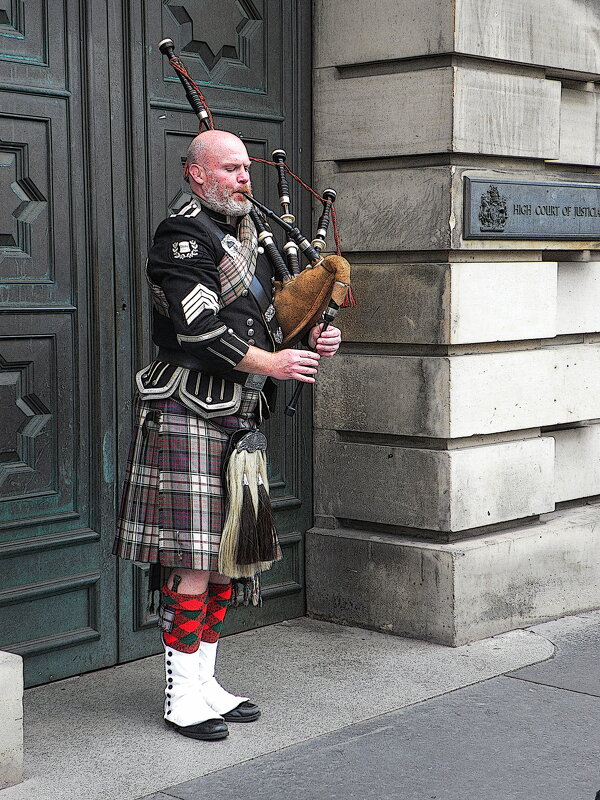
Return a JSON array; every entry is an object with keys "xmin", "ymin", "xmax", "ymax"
[
  {"xmin": 257, "ymin": 246, "xmax": 265, "ymax": 254},
  {"xmin": 206, "ymin": 396, "xmax": 212, "ymax": 403},
  {"xmin": 227, "ymin": 328, "xmax": 234, "ymax": 334},
  {"xmin": 246, "ymin": 318, "xmax": 254, "ymax": 326},
  {"xmin": 247, "ymin": 328, "xmax": 254, "ymax": 336},
  {"xmin": 242, "ymin": 289, "xmax": 248, "ymax": 296},
  {"xmin": 248, "ymin": 338, "xmax": 255, "ymax": 345}
]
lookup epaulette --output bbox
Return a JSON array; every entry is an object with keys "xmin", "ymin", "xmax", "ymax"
[{"xmin": 170, "ymin": 201, "xmax": 201, "ymax": 218}]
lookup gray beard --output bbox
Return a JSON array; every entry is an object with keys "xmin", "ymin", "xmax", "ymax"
[{"xmin": 199, "ymin": 183, "xmax": 252, "ymax": 217}]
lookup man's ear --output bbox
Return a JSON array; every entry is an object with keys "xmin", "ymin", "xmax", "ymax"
[{"xmin": 188, "ymin": 163, "xmax": 204, "ymax": 184}]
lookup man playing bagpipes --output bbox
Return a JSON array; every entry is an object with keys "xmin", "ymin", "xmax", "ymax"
[{"xmin": 113, "ymin": 128, "xmax": 341, "ymax": 741}]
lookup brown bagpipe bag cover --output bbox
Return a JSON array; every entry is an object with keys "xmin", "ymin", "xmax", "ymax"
[{"xmin": 272, "ymin": 254, "xmax": 351, "ymax": 347}]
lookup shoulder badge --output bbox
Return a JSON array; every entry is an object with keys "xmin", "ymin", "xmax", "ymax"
[{"xmin": 172, "ymin": 240, "xmax": 199, "ymax": 260}]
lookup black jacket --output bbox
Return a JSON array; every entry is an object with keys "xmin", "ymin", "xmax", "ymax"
[{"xmin": 146, "ymin": 200, "xmax": 282, "ymax": 383}]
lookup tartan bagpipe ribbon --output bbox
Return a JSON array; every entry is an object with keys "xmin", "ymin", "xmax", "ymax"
[{"xmin": 217, "ymin": 214, "xmax": 258, "ymax": 307}]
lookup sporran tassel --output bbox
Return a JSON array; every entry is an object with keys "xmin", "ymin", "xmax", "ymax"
[
  {"xmin": 218, "ymin": 428, "xmax": 281, "ymax": 578},
  {"xmin": 236, "ymin": 476, "xmax": 260, "ymax": 565},
  {"xmin": 256, "ymin": 476, "xmax": 277, "ymax": 561}
]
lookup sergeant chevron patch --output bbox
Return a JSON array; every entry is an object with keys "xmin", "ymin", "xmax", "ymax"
[{"xmin": 181, "ymin": 283, "xmax": 220, "ymax": 324}]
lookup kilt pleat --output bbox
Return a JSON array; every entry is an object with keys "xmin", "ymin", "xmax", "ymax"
[{"xmin": 113, "ymin": 396, "xmax": 251, "ymax": 571}]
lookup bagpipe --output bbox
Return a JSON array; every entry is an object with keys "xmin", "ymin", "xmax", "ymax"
[{"xmin": 158, "ymin": 38, "xmax": 355, "ymax": 418}]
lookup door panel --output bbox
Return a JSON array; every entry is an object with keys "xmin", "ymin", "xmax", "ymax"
[{"xmin": 0, "ymin": 1, "xmax": 118, "ymax": 686}]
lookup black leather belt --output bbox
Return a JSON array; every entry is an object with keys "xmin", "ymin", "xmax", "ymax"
[{"xmin": 249, "ymin": 273, "xmax": 271, "ymax": 313}]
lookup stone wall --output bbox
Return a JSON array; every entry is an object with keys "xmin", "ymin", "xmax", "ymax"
[{"xmin": 308, "ymin": 0, "xmax": 600, "ymax": 645}]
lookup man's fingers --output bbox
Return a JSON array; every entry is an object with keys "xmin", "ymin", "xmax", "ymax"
[
  {"xmin": 317, "ymin": 333, "xmax": 341, "ymax": 345},
  {"xmin": 292, "ymin": 365, "xmax": 318, "ymax": 377},
  {"xmin": 298, "ymin": 359, "xmax": 320, "ymax": 368}
]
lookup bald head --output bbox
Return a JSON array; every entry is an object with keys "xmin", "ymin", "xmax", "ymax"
[
  {"xmin": 186, "ymin": 130, "xmax": 248, "ymax": 172},
  {"xmin": 185, "ymin": 129, "xmax": 252, "ymax": 216}
]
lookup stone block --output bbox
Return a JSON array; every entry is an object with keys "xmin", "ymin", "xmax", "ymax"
[
  {"xmin": 307, "ymin": 504, "xmax": 600, "ymax": 645},
  {"xmin": 557, "ymin": 261, "xmax": 600, "ymax": 334},
  {"xmin": 317, "ymin": 344, "xmax": 600, "ymax": 438},
  {"xmin": 314, "ymin": 354, "xmax": 451, "ymax": 437},
  {"xmin": 315, "ymin": 0, "xmax": 600, "ymax": 77},
  {"xmin": 306, "ymin": 527, "xmax": 457, "ymax": 643},
  {"xmin": 314, "ymin": 0, "xmax": 454, "ymax": 68},
  {"xmin": 552, "ymin": 86, "xmax": 600, "ymax": 166},
  {"xmin": 338, "ymin": 263, "xmax": 450, "ymax": 345},
  {"xmin": 552, "ymin": 424, "xmax": 600, "ymax": 503},
  {"xmin": 0, "ymin": 651, "xmax": 23, "ymax": 789},
  {"xmin": 313, "ymin": 163, "xmax": 453, "ymax": 253},
  {"xmin": 315, "ymin": 66, "xmax": 560, "ymax": 162},
  {"xmin": 455, "ymin": 0, "xmax": 600, "ymax": 77},
  {"xmin": 314, "ymin": 431, "xmax": 554, "ymax": 531},
  {"xmin": 339, "ymin": 261, "xmax": 557, "ymax": 345},
  {"xmin": 314, "ymin": 67, "xmax": 455, "ymax": 161},
  {"xmin": 450, "ymin": 344, "xmax": 600, "ymax": 436},
  {"xmin": 324, "ymin": 343, "xmax": 600, "ymax": 437},
  {"xmin": 452, "ymin": 68, "xmax": 560, "ymax": 159},
  {"xmin": 448, "ymin": 261, "xmax": 557, "ymax": 344},
  {"xmin": 318, "ymin": 163, "xmax": 600, "ymax": 255}
]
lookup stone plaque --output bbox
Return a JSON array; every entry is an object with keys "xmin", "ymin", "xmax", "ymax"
[{"xmin": 464, "ymin": 177, "xmax": 600, "ymax": 240}]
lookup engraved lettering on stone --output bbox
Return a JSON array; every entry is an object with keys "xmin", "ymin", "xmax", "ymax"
[{"xmin": 464, "ymin": 178, "xmax": 600, "ymax": 240}]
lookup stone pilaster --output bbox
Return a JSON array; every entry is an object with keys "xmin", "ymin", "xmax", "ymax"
[
  {"xmin": 308, "ymin": 0, "xmax": 600, "ymax": 644},
  {"xmin": 0, "ymin": 651, "xmax": 23, "ymax": 789}
]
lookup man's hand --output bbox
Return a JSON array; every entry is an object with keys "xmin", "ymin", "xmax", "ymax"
[
  {"xmin": 235, "ymin": 346, "xmax": 320, "ymax": 383},
  {"xmin": 308, "ymin": 324, "xmax": 341, "ymax": 357},
  {"xmin": 269, "ymin": 349, "xmax": 320, "ymax": 382}
]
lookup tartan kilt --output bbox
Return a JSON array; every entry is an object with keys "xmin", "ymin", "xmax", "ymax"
[{"xmin": 113, "ymin": 395, "xmax": 255, "ymax": 571}]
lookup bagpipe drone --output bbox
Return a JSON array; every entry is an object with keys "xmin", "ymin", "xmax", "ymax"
[{"xmin": 158, "ymin": 38, "xmax": 355, "ymax": 418}]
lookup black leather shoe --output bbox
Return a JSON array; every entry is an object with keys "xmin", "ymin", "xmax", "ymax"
[
  {"xmin": 222, "ymin": 701, "xmax": 261, "ymax": 723},
  {"xmin": 165, "ymin": 717, "xmax": 229, "ymax": 740}
]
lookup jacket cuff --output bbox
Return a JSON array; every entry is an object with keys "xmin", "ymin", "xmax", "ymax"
[{"xmin": 205, "ymin": 327, "xmax": 250, "ymax": 367}]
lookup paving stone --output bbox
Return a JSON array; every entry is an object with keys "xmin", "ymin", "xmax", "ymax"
[
  {"xmin": 507, "ymin": 610, "xmax": 600, "ymax": 696},
  {"xmin": 163, "ymin": 676, "xmax": 600, "ymax": 800}
]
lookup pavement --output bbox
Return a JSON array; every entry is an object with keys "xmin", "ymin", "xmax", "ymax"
[{"xmin": 3, "ymin": 610, "xmax": 600, "ymax": 800}]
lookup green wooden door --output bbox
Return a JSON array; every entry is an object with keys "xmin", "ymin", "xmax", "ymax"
[
  {"xmin": 0, "ymin": 0, "xmax": 313, "ymax": 685},
  {"xmin": 0, "ymin": 1, "xmax": 120, "ymax": 686}
]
